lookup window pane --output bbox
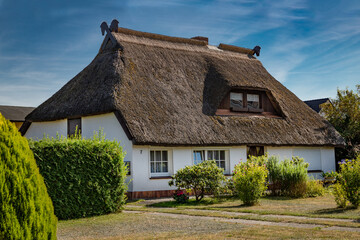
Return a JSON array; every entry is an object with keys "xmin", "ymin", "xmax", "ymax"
[
  {"xmin": 247, "ymin": 94, "xmax": 260, "ymax": 109},
  {"xmin": 220, "ymin": 161, "xmax": 225, "ymax": 169},
  {"xmin": 230, "ymin": 92, "xmax": 243, "ymax": 109},
  {"xmin": 207, "ymin": 151, "xmax": 213, "ymax": 160},
  {"xmin": 156, "ymin": 162, "xmax": 161, "ymax": 172},
  {"xmin": 214, "ymin": 150, "xmax": 219, "ymax": 160},
  {"xmin": 155, "ymin": 151, "xmax": 161, "ymax": 162},
  {"xmin": 162, "ymin": 162, "xmax": 168, "ymax": 172},
  {"xmin": 150, "ymin": 162, "xmax": 155, "ymax": 173},
  {"xmin": 220, "ymin": 150, "xmax": 225, "ymax": 160},
  {"xmin": 194, "ymin": 151, "xmax": 203, "ymax": 164},
  {"xmin": 150, "ymin": 151, "xmax": 154, "ymax": 162},
  {"xmin": 162, "ymin": 151, "xmax": 168, "ymax": 161}
]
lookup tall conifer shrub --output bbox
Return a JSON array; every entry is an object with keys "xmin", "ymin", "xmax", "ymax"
[{"xmin": 0, "ymin": 114, "xmax": 57, "ymax": 240}]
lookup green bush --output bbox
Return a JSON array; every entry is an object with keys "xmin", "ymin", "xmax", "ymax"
[
  {"xmin": 332, "ymin": 183, "xmax": 348, "ymax": 208},
  {"xmin": 169, "ymin": 160, "xmax": 226, "ymax": 201},
  {"xmin": 233, "ymin": 160, "xmax": 268, "ymax": 206},
  {"xmin": 337, "ymin": 158, "xmax": 360, "ymax": 207},
  {"xmin": 29, "ymin": 132, "xmax": 127, "ymax": 220},
  {"xmin": 306, "ymin": 179, "xmax": 325, "ymax": 197},
  {"xmin": 266, "ymin": 156, "xmax": 308, "ymax": 197},
  {"xmin": 0, "ymin": 114, "xmax": 57, "ymax": 240}
]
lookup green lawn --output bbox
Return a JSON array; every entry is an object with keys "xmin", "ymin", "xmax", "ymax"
[
  {"xmin": 58, "ymin": 211, "xmax": 360, "ymax": 240},
  {"xmin": 145, "ymin": 194, "xmax": 360, "ymax": 220},
  {"xmin": 57, "ymin": 194, "xmax": 360, "ymax": 239}
]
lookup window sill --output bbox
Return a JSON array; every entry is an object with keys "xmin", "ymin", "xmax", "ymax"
[
  {"xmin": 308, "ymin": 170, "xmax": 322, "ymax": 173},
  {"xmin": 150, "ymin": 176, "xmax": 172, "ymax": 180}
]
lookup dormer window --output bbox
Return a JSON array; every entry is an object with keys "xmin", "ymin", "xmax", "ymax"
[
  {"xmin": 229, "ymin": 91, "xmax": 262, "ymax": 113},
  {"xmin": 230, "ymin": 92, "xmax": 244, "ymax": 111},
  {"xmin": 247, "ymin": 94, "xmax": 260, "ymax": 110},
  {"xmin": 216, "ymin": 89, "xmax": 281, "ymax": 117}
]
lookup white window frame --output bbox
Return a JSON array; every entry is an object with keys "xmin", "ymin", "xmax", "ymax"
[
  {"xmin": 192, "ymin": 148, "xmax": 230, "ymax": 174},
  {"xmin": 149, "ymin": 149, "xmax": 172, "ymax": 177}
]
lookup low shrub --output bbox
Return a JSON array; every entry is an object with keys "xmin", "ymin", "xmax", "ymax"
[
  {"xmin": 173, "ymin": 189, "xmax": 189, "ymax": 203},
  {"xmin": 266, "ymin": 156, "xmax": 308, "ymax": 198},
  {"xmin": 29, "ymin": 132, "xmax": 127, "ymax": 220},
  {"xmin": 332, "ymin": 183, "xmax": 348, "ymax": 208},
  {"xmin": 306, "ymin": 179, "xmax": 325, "ymax": 197},
  {"xmin": 169, "ymin": 160, "xmax": 226, "ymax": 201},
  {"xmin": 336, "ymin": 158, "xmax": 360, "ymax": 207},
  {"xmin": 0, "ymin": 114, "xmax": 57, "ymax": 240},
  {"xmin": 233, "ymin": 161, "xmax": 268, "ymax": 206}
]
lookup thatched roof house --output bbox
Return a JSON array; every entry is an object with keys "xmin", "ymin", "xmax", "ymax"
[
  {"xmin": 24, "ymin": 26, "xmax": 343, "ymax": 147},
  {"xmin": 0, "ymin": 105, "xmax": 35, "ymax": 129},
  {"xmin": 24, "ymin": 21, "xmax": 344, "ymax": 198}
]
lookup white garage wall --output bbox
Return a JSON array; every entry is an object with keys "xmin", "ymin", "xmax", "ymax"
[{"xmin": 25, "ymin": 119, "xmax": 67, "ymax": 139}]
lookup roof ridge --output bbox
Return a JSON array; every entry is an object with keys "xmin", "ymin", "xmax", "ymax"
[{"xmin": 116, "ymin": 27, "xmax": 207, "ymax": 46}]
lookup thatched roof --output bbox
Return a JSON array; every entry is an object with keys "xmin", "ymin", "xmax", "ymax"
[
  {"xmin": 0, "ymin": 105, "xmax": 35, "ymax": 122},
  {"xmin": 26, "ymin": 27, "xmax": 344, "ymax": 146}
]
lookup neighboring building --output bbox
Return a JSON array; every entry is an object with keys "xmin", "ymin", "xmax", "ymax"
[
  {"xmin": 304, "ymin": 98, "xmax": 330, "ymax": 113},
  {"xmin": 0, "ymin": 105, "xmax": 35, "ymax": 129},
  {"xmin": 23, "ymin": 21, "xmax": 344, "ymax": 198}
]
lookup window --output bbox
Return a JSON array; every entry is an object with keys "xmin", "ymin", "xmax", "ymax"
[
  {"xmin": 150, "ymin": 150, "xmax": 168, "ymax": 174},
  {"xmin": 247, "ymin": 94, "xmax": 260, "ymax": 109},
  {"xmin": 208, "ymin": 150, "xmax": 226, "ymax": 169},
  {"xmin": 193, "ymin": 150, "xmax": 205, "ymax": 165},
  {"xmin": 230, "ymin": 92, "xmax": 243, "ymax": 111},
  {"xmin": 67, "ymin": 118, "xmax": 81, "ymax": 136},
  {"xmin": 247, "ymin": 146, "xmax": 264, "ymax": 158},
  {"xmin": 193, "ymin": 150, "xmax": 227, "ymax": 172}
]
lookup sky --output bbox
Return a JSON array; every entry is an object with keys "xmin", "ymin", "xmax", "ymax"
[{"xmin": 0, "ymin": 0, "xmax": 359, "ymax": 107}]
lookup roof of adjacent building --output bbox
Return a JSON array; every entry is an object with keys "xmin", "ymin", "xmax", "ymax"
[
  {"xmin": 304, "ymin": 98, "xmax": 330, "ymax": 113},
  {"xmin": 25, "ymin": 26, "xmax": 344, "ymax": 147},
  {"xmin": 0, "ymin": 105, "xmax": 35, "ymax": 122}
]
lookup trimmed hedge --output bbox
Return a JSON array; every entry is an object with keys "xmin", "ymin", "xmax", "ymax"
[
  {"xmin": 0, "ymin": 114, "xmax": 57, "ymax": 240},
  {"xmin": 29, "ymin": 133, "xmax": 127, "ymax": 220}
]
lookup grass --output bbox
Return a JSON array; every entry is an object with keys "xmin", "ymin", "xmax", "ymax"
[
  {"xmin": 144, "ymin": 194, "xmax": 360, "ymax": 220},
  {"xmin": 58, "ymin": 211, "xmax": 360, "ymax": 240},
  {"xmin": 58, "ymin": 193, "xmax": 360, "ymax": 239}
]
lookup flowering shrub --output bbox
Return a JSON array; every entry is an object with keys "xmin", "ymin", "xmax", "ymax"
[
  {"xmin": 173, "ymin": 189, "xmax": 189, "ymax": 203},
  {"xmin": 336, "ymin": 157, "xmax": 360, "ymax": 207},
  {"xmin": 332, "ymin": 183, "xmax": 348, "ymax": 208},
  {"xmin": 169, "ymin": 160, "xmax": 226, "ymax": 201},
  {"xmin": 233, "ymin": 161, "xmax": 268, "ymax": 206}
]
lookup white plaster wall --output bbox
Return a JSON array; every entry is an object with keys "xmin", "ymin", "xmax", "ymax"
[
  {"xmin": 321, "ymin": 148, "xmax": 336, "ymax": 173},
  {"xmin": 81, "ymin": 113, "xmax": 133, "ymax": 163},
  {"xmin": 25, "ymin": 119, "xmax": 67, "ymax": 139},
  {"xmin": 267, "ymin": 146, "xmax": 336, "ymax": 178},
  {"xmin": 229, "ymin": 146, "xmax": 247, "ymax": 174},
  {"xmin": 293, "ymin": 148, "xmax": 321, "ymax": 170},
  {"xmin": 132, "ymin": 147, "xmax": 177, "ymax": 192},
  {"xmin": 173, "ymin": 148, "xmax": 193, "ymax": 172},
  {"xmin": 266, "ymin": 147, "xmax": 293, "ymax": 161},
  {"xmin": 130, "ymin": 146, "xmax": 246, "ymax": 192}
]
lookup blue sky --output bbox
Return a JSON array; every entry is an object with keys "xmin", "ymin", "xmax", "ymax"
[{"xmin": 0, "ymin": 0, "xmax": 359, "ymax": 107}]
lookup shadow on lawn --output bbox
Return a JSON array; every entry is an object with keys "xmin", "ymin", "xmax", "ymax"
[{"xmin": 313, "ymin": 206, "xmax": 359, "ymax": 219}]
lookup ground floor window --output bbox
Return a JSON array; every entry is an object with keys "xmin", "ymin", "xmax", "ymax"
[
  {"xmin": 150, "ymin": 150, "xmax": 168, "ymax": 174},
  {"xmin": 247, "ymin": 146, "xmax": 264, "ymax": 158},
  {"xmin": 193, "ymin": 150, "xmax": 227, "ymax": 171}
]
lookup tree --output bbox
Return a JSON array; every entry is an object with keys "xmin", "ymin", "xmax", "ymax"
[
  {"xmin": 321, "ymin": 85, "xmax": 360, "ymax": 159},
  {"xmin": 0, "ymin": 113, "xmax": 57, "ymax": 240}
]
